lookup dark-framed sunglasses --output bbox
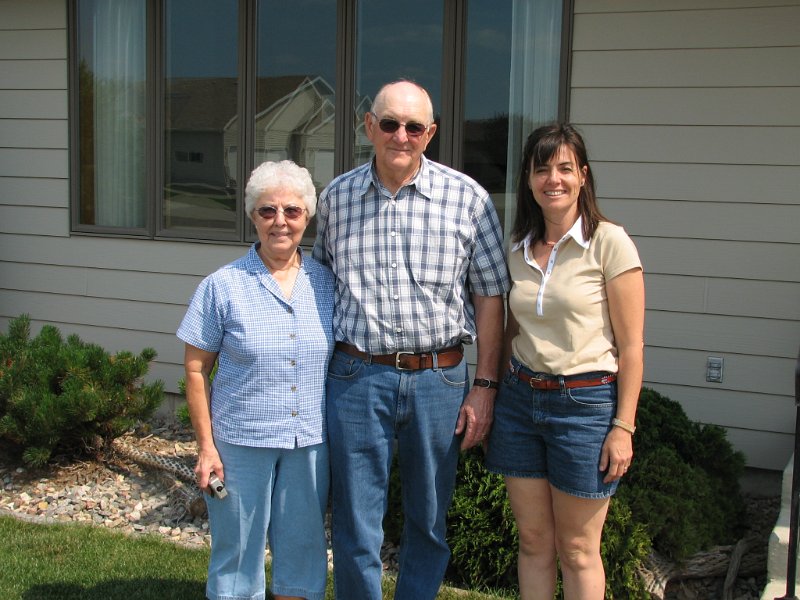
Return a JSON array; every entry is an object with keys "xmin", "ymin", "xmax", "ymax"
[
  {"xmin": 370, "ymin": 112, "xmax": 429, "ymax": 137},
  {"xmin": 255, "ymin": 205, "xmax": 307, "ymax": 220}
]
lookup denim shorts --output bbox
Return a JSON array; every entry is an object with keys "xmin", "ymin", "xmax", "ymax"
[{"xmin": 485, "ymin": 357, "xmax": 619, "ymax": 499}]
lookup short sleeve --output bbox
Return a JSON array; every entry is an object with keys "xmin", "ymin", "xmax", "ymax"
[{"xmin": 176, "ymin": 275, "xmax": 225, "ymax": 353}]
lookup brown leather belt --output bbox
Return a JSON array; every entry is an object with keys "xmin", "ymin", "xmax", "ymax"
[
  {"xmin": 335, "ymin": 342, "xmax": 463, "ymax": 371},
  {"xmin": 514, "ymin": 367, "xmax": 616, "ymax": 390}
]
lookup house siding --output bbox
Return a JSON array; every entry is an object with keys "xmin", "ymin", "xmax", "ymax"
[
  {"xmin": 571, "ymin": 0, "xmax": 800, "ymax": 469},
  {"xmin": 1, "ymin": 0, "xmax": 798, "ymax": 469},
  {"xmin": 0, "ymin": 0, "xmax": 243, "ymax": 395}
]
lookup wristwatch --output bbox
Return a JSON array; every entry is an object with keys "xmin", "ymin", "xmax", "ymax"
[{"xmin": 473, "ymin": 378, "xmax": 499, "ymax": 390}]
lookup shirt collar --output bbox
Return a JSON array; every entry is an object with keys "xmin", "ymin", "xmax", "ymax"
[
  {"xmin": 511, "ymin": 216, "xmax": 589, "ymax": 254},
  {"xmin": 248, "ymin": 243, "xmax": 306, "ymax": 273},
  {"xmin": 359, "ymin": 155, "xmax": 432, "ymax": 200}
]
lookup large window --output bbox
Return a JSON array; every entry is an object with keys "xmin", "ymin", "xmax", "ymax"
[{"xmin": 71, "ymin": 0, "xmax": 567, "ymax": 242}]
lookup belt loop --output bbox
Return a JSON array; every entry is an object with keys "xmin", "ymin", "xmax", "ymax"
[
  {"xmin": 432, "ymin": 350, "xmax": 440, "ymax": 371},
  {"xmin": 558, "ymin": 375, "xmax": 566, "ymax": 394}
]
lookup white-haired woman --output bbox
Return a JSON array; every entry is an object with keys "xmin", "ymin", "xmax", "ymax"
[{"xmin": 178, "ymin": 160, "xmax": 334, "ymax": 600}]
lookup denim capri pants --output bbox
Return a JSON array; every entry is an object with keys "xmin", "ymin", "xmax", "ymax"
[
  {"xmin": 485, "ymin": 356, "xmax": 620, "ymax": 499},
  {"xmin": 205, "ymin": 438, "xmax": 329, "ymax": 600}
]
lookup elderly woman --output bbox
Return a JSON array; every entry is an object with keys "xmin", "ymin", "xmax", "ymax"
[{"xmin": 177, "ymin": 160, "xmax": 335, "ymax": 600}]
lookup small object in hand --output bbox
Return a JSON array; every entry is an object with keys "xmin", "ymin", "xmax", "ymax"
[{"xmin": 207, "ymin": 473, "xmax": 227, "ymax": 499}]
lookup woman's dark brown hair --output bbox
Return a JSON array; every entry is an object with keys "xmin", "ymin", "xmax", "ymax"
[{"xmin": 510, "ymin": 123, "xmax": 608, "ymax": 244}]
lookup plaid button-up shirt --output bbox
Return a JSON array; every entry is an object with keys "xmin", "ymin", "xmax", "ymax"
[
  {"xmin": 312, "ymin": 156, "xmax": 509, "ymax": 354},
  {"xmin": 177, "ymin": 245, "xmax": 335, "ymax": 448}
]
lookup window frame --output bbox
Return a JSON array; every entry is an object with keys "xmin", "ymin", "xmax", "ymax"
[{"xmin": 68, "ymin": 0, "xmax": 573, "ymax": 243}]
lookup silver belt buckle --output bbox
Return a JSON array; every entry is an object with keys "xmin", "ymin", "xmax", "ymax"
[{"xmin": 395, "ymin": 351, "xmax": 414, "ymax": 370}]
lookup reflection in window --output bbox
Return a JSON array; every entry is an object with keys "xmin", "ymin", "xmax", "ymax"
[
  {"xmin": 254, "ymin": 0, "xmax": 336, "ymax": 240},
  {"xmin": 464, "ymin": 0, "xmax": 562, "ymax": 234},
  {"xmin": 503, "ymin": 0, "xmax": 563, "ymax": 232},
  {"xmin": 463, "ymin": 0, "xmax": 513, "ymax": 215},
  {"xmin": 353, "ymin": 0, "xmax": 444, "ymax": 167},
  {"xmin": 77, "ymin": 0, "xmax": 146, "ymax": 229},
  {"xmin": 162, "ymin": 0, "xmax": 238, "ymax": 236}
]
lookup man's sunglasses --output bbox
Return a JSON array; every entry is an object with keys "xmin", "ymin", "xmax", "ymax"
[
  {"xmin": 255, "ymin": 205, "xmax": 307, "ymax": 220},
  {"xmin": 371, "ymin": 112, "xmax": 429, "ymax": 137}
]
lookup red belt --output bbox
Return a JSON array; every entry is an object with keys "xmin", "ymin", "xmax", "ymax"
[
  {"xmin": 512, "ymin": 364, "xmax": 616, "ymax": 390},
  {"xmin": 335, "ymin": 342, "xmax": 463, "ymax": 371}
]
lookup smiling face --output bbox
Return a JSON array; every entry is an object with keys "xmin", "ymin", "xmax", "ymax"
[
  {"xmin": 528, "ymin": 144, "xmax": 588, "ymax": 222},
  {"xmin": 366, "ymin": 81, "xmax": 437, "ymax": 191},
  {"xmin": 251, "ymin": 188, "xmax": 309, "ymax": 262}
]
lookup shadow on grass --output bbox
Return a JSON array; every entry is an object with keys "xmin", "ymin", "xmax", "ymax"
[{"xmin": 21, "ymin": 578, "xmax": 205, "ymax": 600}]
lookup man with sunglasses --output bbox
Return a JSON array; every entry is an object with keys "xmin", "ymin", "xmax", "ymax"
[{"xmin": 313, "ymin": 80, "xmax": 509, "ymax": 600}]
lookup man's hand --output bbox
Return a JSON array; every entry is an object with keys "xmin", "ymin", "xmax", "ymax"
[{"xmin": 455, "ymin": 386, "xmax": 496, "ymax": 450}]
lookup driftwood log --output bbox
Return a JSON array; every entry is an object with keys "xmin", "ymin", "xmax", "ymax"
[
  {"xmin": 640, "ymin": 534, "xmax": 765, "ymax": 599},
  {"xmin": 111, "ymin": 438, "xmax": 207, "ymax": 518}
]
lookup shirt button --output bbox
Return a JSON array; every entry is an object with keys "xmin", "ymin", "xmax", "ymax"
[
  {"xmin": 394, "ymin": 294, "xmax": 399, "ymax": 300},
  {"xmin": 291, "ymin": 385, "xmax": 297, "ymax": 392},
  {"xmin": 287, "ymin": 306, "xmax": 293, "ymax": 314},
  {"xmin": 391, "ymin": 262, "xmax": 397, "ymax": 268},
  {"xmin": 395, "ymin": 327, "xmax": 402, "ymax": 333},
  {"xmin": 289, "ymin": 334, "xmax": 296, "ymax": 339},
  {"xmin": 291, "ymin": 410, "xmax": 298, "ymax": 417},
  {"xmin": 391, "ymin": 231, "xmax": 396, "ymax": 237},
  {"xmin": 290, "ymin": 360, "xmax": 296, "ymax": 366}
]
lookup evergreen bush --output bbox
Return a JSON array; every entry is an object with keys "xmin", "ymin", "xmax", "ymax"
[
  {"xmin": 447, "ymin": 448, "xmax": 519, "ymax": 591},
  {"xmin": 616, "ymin": 387, "xmax": 747, "ymax": 560},
  {"xmin": 0, "ymin": 314, "xmax": 164, "ymax": 466}
]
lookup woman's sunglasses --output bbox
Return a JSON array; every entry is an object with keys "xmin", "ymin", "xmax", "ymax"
[
  {"xmin": 371, "ymin": 112, "xmax": 429, "ymax": 137},
  {"xmin": 255, "ymin": 205, "xmax": 307, "ymax": 220}
]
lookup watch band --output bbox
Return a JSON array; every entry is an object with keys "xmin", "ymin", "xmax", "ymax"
[{"xmin": 473, "ymin": 378, "xmax": 499, "ymax": 390}]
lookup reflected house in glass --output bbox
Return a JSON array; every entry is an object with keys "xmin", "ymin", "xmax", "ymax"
[{"xmin": 221, "ymin": 75, "xmax": 373, "ymax": 191}]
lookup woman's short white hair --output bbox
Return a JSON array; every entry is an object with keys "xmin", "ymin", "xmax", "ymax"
[{"xmin": 244, "ymin": 160, "xmax": 317, "ymax": 218}]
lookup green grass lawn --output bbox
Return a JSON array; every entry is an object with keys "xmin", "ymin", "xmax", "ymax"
[{"xmin": 0, "ymin": 516, "xmax": 510, "ymax": 600}]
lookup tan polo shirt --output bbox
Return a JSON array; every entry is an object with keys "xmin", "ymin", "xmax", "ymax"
[{"xmin": 508, "ymin": 219, "xmax": 642, "ymax": 376}]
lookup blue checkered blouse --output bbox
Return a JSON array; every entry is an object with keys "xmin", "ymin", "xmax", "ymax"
[{"xmin": 177, "ymin": 245, "xmax": 335, "ymax": 449}]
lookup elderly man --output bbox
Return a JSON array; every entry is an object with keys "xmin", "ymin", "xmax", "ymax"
[{"xmin": 313, "ymin": 80, "xmax": 509, "ymax": 600}]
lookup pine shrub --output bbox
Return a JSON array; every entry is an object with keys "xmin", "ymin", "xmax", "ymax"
[
  {"xmin": 616, "ymin": 387, "xmax": 747, "ymax": 560},
  {"xmin": 446, "ymin": 448, "xmax": 519, "ymax": 591},
  {"xmin": 0, "ymin": 314, "xmax": 164, "ymax": 466}
]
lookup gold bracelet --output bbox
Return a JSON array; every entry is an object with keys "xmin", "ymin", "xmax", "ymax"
[{"xmin": 612, "ymin": 418, "xmax": 636, "ymax": 435}]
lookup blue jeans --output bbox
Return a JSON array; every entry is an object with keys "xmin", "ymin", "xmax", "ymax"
[
  {"xmin": 205, "ymin": 439, "xmax": 330, "ymax": 600},
  {"xmin": 326, "ymin": 349, "xmax": 468, "ymax": 600}
]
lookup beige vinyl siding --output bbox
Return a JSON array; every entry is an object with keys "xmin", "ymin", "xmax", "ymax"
[
  {"xmin": 0, "ymin": 0, "xmax": 238, "ymax": 396},
  {"xmin": 571, "ymin": 0, "xmax": 800, "ymax": 469}
]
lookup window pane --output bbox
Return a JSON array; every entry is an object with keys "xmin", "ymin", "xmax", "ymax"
[
  {"xmin": 77, "ymin": 0, "xmax": 147, "ymax": 229},
  {"xmin": 505, "ymin": 0, "xmax": 563, "ymax": 233},
  {"xmin": 463, "ymin": 1, "xmax": 513, "ymax": 229},
  {"xmin": 256, "ymin": 0, "xmax": 337, "ymax": 240},
  {"xmin": 354, "ymin": 1, "xmax": 443, "ymax": 167},
  {"xmin": 162, "ymin": 0, "xmax": 238, "ymax": 236}
]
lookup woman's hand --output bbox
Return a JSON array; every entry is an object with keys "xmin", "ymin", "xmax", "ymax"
[
  {"xmin": 600, "ymin": 426, "xmax": 633, "ymax": 483},
  {"xmin": 195, "ymin": 444, "xmax": 224, "ymax": 490}
]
